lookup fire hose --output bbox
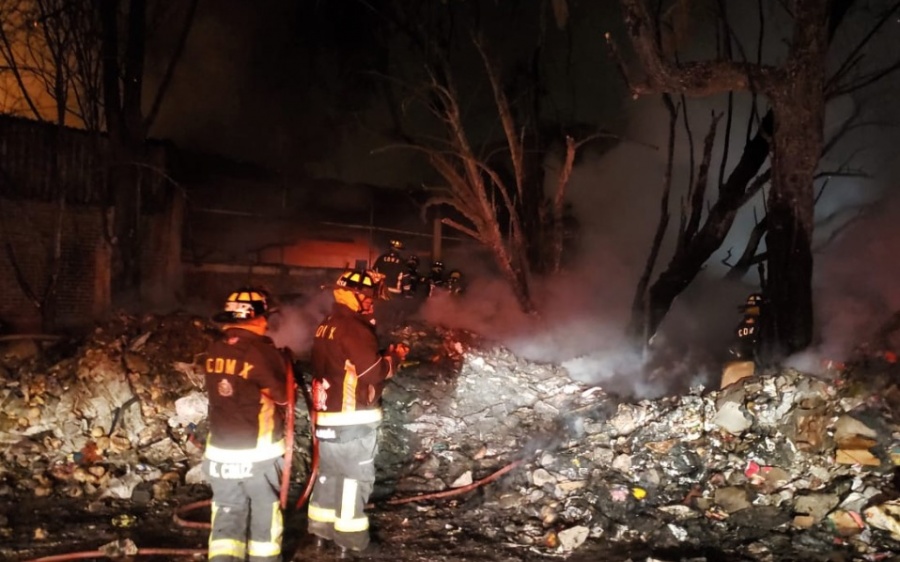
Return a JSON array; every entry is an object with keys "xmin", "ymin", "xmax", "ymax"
[
  {"xmin": 279, "ymin": 352, "xmax": 297, "ymax": 510},
  {"xmin": 23, "ymin": 355, "xmax": 522, "ymax": 561}
]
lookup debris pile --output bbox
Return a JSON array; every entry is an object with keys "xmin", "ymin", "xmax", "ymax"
[
  {"xmin": 379, "ymin": 324, "xmax": 900, "ymax": 560},
  {"xmin": 0, "ymin": 314, "xmax": 898, "ymax": 561},
  {"xmin": 0, "ymin": 313, "xmax": 212, "ymax": 517}
]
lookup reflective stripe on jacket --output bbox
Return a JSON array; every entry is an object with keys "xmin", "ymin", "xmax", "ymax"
[
  {"xmin": 203, "ymin": 327, "xmax": 288, "ymax": 462},
  {"xmin": 311, "ymin": 303, "xmax": 393, "ymax": 425}
]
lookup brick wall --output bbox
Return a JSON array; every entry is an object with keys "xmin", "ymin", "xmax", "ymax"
[{"xmin": 0, "ymin": 197, "xmax": 108, "ymax": 331}]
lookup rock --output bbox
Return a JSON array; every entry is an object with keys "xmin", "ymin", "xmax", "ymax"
[
  {"xmin": 556, "ymin": 525, "xmax": 589, "ymax": 551},
  {"xmin": 100, "ymin": 471, "xmax": 143, "ymax": 500},
  {"xmin": 793, "ymin": 493, "xmax": 840, "ymax": 525},
  {"xmin": 714, "ymin": 402, "xmax": 752, "ymax": 435},
  {"xmin": 184, "ymin": 463, "xmax": 205, "ymax": 485},
  {"xmin": 450, "ymin": 471, "xmax": 472, "ymax": 488},
  {"xmin": 714, "ymin": 487, "xmax": 752, "ymax": 513},
  {"xmin": 5, "ymin": 315, "xmax": 900, "ymax": 560},
  {"xmin": 611, "ymin": 453, "xmax": 632, "ymax": 473},
  {"xmin": 531, "ymin": 468, "xmax": 556, "ymax": 487},
  {"xmin": 170, "ymin": 392, "xmax": 208, "ymax": 427}
]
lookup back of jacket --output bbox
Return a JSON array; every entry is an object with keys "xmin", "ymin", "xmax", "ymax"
[
  {"xmin": 373, "ymin": 250, "xmax": 404, "ymax": 290},
  {"xmin": 203, "ymin": 328, "xmax": 288, "ymax": 462},
  {"xmin": 311, "ymin": 303, "xmax": 392, "ymax": 424}
]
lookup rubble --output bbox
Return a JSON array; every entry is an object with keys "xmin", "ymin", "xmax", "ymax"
[
  {"xmin": 0, "ymin": 313, "xmax": 898, "ymax": 561},
  {"xmin": 0, "ymin": 312, "xmax": 212, "ymax": 534},
  {"xmin": 378, "ymin": 324, "xmax": 900, "ymax": 560}
]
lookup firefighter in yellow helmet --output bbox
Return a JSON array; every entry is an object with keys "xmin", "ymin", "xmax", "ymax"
[
  {"xmin": 721, "ymin": 292, "xmax": 764, "ymax": 388},
  {"xmin": 203, "ymin": 288, "xmax": 290, "ymax": 562},
  {"xmin": 372, "ymin": 239, "xmax": 405, "ymax": 299},
  {"xmin": 308, "ymin": 270, "xmax": 409, "ymax": 557}
]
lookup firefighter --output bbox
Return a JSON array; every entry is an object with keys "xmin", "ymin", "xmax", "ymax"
[
  {"xmin": 721, "ymin": 292, "xmax": 764, "ymax": 388},
  {"xmin": 203, "ymin": 288, "xmax": 290, "ymax": 562},
  {"xmin": 446, "ymin": 269, "xmax": 464, "ymax": 296},
  {"xmin": 372, "ymin": 239, "xmax": 405, "ymax": 299},
  {"xmin": 308, "ymin": 269, "xmax": 409, "ymax": 557},
  {"xmin": 426, "ymin": 260, "xmax": 445, "ymax": 297},
  {"xmin": 400, "ymin": 255, "xmax": 423, "ymax": 298}
]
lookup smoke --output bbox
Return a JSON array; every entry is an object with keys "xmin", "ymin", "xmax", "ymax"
[
  {"xmin": 806, "ymin": 191, "xmax": 900, "ymax": 363},
  {"xmin": 404, "ymin": 91, "xmax": 758, "ymax": 399},
  {"xmin": 415, "ymin": 59, "xmax": 900, "ymax": 398},
  {"xmin": 266, "ymin": 291, "xmax": 333, "ymax": 358}
]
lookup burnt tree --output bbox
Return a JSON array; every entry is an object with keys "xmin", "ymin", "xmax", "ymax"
[
  {"xmin": 617, "ymin": 0, "xmax": 866, "ymax": 357},
  {"xmin": 366, "ymin": 1, "xmax": 609, "ymax": 313},
  {"xmin": 394, "ymin": 43, "xmax": 594, "ymax": 313},
  {"xmin": 99, "ymin": 0, "xmax": 196, "ymax": 295}
]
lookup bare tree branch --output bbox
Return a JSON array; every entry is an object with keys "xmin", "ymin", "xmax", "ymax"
[
  {"xmin": 616, "ymin": 0, "xmax": 778, "ymax": 97},
  {"xmin": 440, "ymin": 217, "xmax": 482, "ymax": 241},
  {"xmin": 144, "ymin": 0, "xmax": 198, "ymax": 131},
  {"xmin": 474, "ymin": 36, "xmax": 525, "ymax": 201},
  {"xmin": 826, "ymin": 0, "xmax": 900, "ymax": 95},
  {"xmin": 682, "ymin": 111, "xmax": 722, "ymax": 247}
]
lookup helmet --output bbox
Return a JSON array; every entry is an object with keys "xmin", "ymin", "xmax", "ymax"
[
  {"xmin": 449, "ymin": 270, "xmax": 462, "ymax": 280},
  {"xmin": 739, "ymin": 292, "xmax": 764, "ymax": 316},
  {"xmin": 431, "ymin": 260, "xmax": 444, "ymax": 272},
  {"xmin": 390, "ymin": 239, "xmax": 404, "ymax": 250},
  {"xmin": 336, "ymin": 269, "xmax": 376, "ymax": 298},
  {"xmin": 215, "ymin": 288, "xmax": 268, "ymax": 322},
  {"xmin": 407, "ymin": 255, "xmax": 420, "ymax": 268}
]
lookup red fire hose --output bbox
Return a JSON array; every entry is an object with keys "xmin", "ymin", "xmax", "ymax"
[
  {"xmin": 279, "ymin": 353, "xmax": 297, "ymax": 510},
  {"xmin": 25, "ymin": 547, "xmax": 208, "ymax": 561}
]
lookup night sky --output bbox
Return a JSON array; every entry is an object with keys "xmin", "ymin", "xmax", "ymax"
[{"xmin": 152, "ymin": 0, "xmax": 628, "ymax": 185}]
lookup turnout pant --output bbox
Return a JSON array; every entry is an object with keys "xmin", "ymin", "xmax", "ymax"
[
  {"xmin": 307, "ymin": 425, "xmax": 378, "ymax": 552},
  {"xmin": 203, "ymin": 457, "xmax": 284, "ymax": 562}
]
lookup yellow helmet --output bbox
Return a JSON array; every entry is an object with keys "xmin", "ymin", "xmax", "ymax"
[
  {"xmin": 215, "ymin": 288, "xmax": 269, "ymax": 322},
  {"xmin": 739, "ymin": 292, "xmax": 764, "ymax": 316},
  {"xmin": 336, "ymin": 269, "xmax": 376, "ymax": 297}
]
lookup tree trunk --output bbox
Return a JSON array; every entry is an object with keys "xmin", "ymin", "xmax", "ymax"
[
  {"xmin": 763, "ymin": 8, "xmax": 827, "ymax": 357},
  {"xmin": 110, "ymin": 145, "xmax": 142, "ymax": 293},
  {"xmin": 100, "ymin": 0, "xmax": 147, "ymax": 294},
  {"xmin": 766, "ymin": 104, "xmax": 820, "ymax": 356}
]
